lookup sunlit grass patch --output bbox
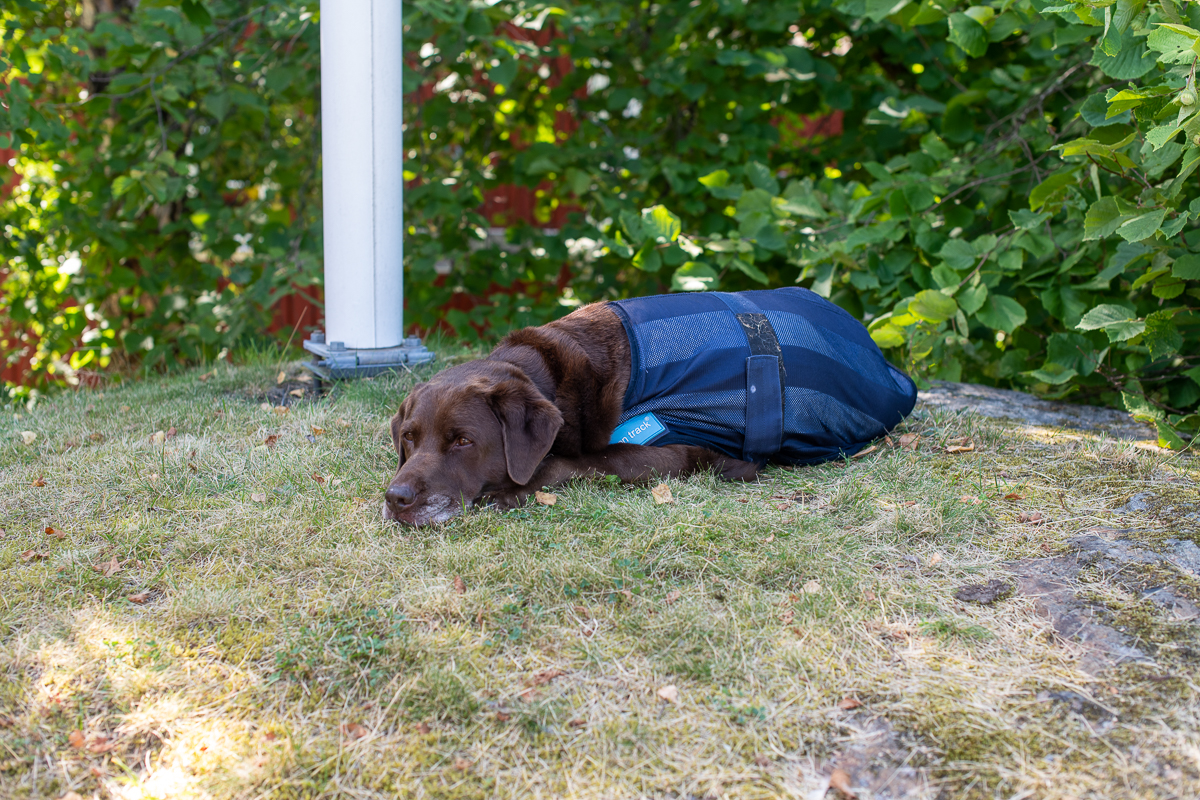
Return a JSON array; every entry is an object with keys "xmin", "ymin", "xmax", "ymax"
[{"xmin": 1, "ymin": 359, "xmax": 1198, "ymax": 798}]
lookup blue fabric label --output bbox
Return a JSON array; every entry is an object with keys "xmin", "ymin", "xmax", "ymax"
[{"xmin": 609, "ymin": 412, "xmax": 668, "ymax": 446}]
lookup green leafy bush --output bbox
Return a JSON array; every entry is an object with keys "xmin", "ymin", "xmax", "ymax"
[{"xmin": 2, "ymin": 0, "xmax": 1197, "ymax": 445}]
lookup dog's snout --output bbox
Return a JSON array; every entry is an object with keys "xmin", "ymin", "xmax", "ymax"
[{"xmin": 385, "ymin": 483, "xmax": 417, "ymax": 508}]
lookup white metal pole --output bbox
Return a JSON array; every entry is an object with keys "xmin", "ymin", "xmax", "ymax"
[{"xmin": 319, "ymin": 0, "xmax": 404, "ymax": 350}]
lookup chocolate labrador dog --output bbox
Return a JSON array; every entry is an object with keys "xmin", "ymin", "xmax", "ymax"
[
  {"xmin": 383, "ymin": 303, "xmax": 757, "ymax": 526},
  {"xmin": 383, "ymin": 288, "xmax": 918, "ymax": 526}
]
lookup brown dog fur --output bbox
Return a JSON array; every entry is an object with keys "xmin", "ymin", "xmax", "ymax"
[{"xmin": 383, "ymin": 302, "xmax": 758, "ymax": 525}]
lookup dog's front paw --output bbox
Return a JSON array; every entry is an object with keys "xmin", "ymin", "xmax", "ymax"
[{"xmin": 490, "ymin": 489, "xmax": 532, "ymax": 511}]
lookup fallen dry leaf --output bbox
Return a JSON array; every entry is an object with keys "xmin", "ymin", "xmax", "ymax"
[
  {"xmin": 88, "ymin": 432, "xmax": 105, "ymax": 442},
  {"xmin": 263, "ymin": 434, "xmax": 279, "ymax": 448},
  {"xmin": 665, "ymin": 589, "xmax": 681, "ymax": 605},
  {"xmin": 20, "ymin": 550, "xmax": 47, "ymax": 562},
  {"xmin": 754, "ymin": 755, "xmax": 771, "ymax": 767},
  {"xmin": 337, "ymin": 418, "xmax": 350, "ymax": 428},
  {"xmin": 20, "ymin": 431, "xmax": 37, "ymax": 446},
  {"xmin": 68, "ymin": 730, "xmax": 86, "ymax": 749},
  {"xmin": 119, "ymin": 405, "xmax": 131, "ymax": 412},
  {"xmin": 277, "ymin": 371, "xmax": 286, "ymax": 384},
  {"xmin": 31, "ymin": 477, "xmax": 46, "ymax": 487},
  {"xmin": 297, "ymin": 373, "xmax": 313, "ymax": 383},
  {"xmin": 657, "ymin": 684, "xmax": 679, "ymax": 703},
  {"xmin": 802, "ymin": 580, "xmax": 822, "ymax": 594},
  {"xmin": 251, "ymin": 492, "xmax": 267, "ymax": 503},
  {"xmin": 651, "ymin": 483, "xmax": 674, "ymax": 504},
  {"xmin": 45, "ymin": 527, "xmax": 66, "ymax": 540},
  {"xmin": 838, "ymin": 697, "xmax": 863, "ymax": 710},
  {"xmin": 61, "ymin": 792, "xmax": 84, "ymax": 800},
  {"xmin": 199, "ymin": 371, "xmax": 214, "ymax": 382},
  {"xmin": 529, "ymin": 668, "xmax": 566, "ymax": 686},
  {"xmin": 453, "ymin": 757, "xmax": 472, "ymax": 771},
  {"xmin": 1019, "ymin": 510, "xmax": 1045, "ymax": 525},
  {"xmin": 311, "ymin": 425, "xmax": 326, "ymax": 436},
  {"xmin": 341, "ymin": 723, "xmax": 368, "ymax": 740},
  {"xmin": 780, "ymin": 609, "xmax": 795, "ymax": 624},
  {"xmin": 88, "ymin": 735, "xmax": 117, "ymax": 754},
  {"xmin": 863, "ymin": 589, "xmax": 877, "ymax": 603},
  {"xmin": 311, "ymin": 473, "xmax": 326, "ymax": 485},
  {"xmin": 150, "ymin": 430, "xmax": 166, "ymax": 445},
  {"xmin": 415, "ymin": 722, "xmax": 431, "ymax": 734},
  {"xmin": 166, "ymin": 427, "xmax": 177, "ymax": 439},
  {"xmin": 127, "ymin": 592, "xmax": 150, "ymax": 604},
  {"xmin": 260, "ymin": 402, "xmax": 272, "ymax": 411},
  {"xmin": 945, "ymin": 441, "xmax": 975, "ymax": 454},
  {"xmin": 898, "ymin": 433, "xmax": 920, "ymax": 451},
  {"xmin": 1004, "ymin": 492, "xmax": 1024, "ymax": 501},
  {"xmin": 829, "ymin": 767, "xmax": 857, "ymax": 797},
  {"xmin": 568, "ymin": 718, "xmax": 586, "ymax": 728},
  {"xmin": 851, "ymin": 444, "xmax": 878, "ymax": 459},
  {"xmin": 273, "ymin": 406, "xmax": 289, "ymax": 416},
  {"xmin": 453, "ymin": 575, "xmax": 466, "ymax": 595},
  {"xmin": 0, "ymin": 716, "xmax": 12, "ymax": 728},
  {"xmin": 762, "ymin": 533, "xmax": 775, "ymax": 544},
  {"xmin": 535, "ymin": 490, "xmax": 557, "ymax": 506},
  {"xmin": 959, "ymin": 494, "xmax": 983, "ymax": 505},
  {"xmin": 94, "ymin": 556, "xmax": 122, "ymax": 577},
  {"xmin": 289, "ymin": 388, "xmax": 305, "ymax": 398},
  {"xmin": 927, "ymin": 553, "xmax": 943, "ymax": 568}
]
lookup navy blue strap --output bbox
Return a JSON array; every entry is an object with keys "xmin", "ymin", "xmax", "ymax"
[{"xmin": 744, "ymin": 355, "xmax": 783, "ymax": 462}]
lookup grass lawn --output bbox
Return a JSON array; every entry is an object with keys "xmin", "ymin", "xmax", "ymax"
[{"xmin": 1, "ymin": 351, "xmax": 1199, "ymax": 799}]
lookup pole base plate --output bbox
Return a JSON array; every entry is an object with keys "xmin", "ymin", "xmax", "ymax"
[{"xmin": 302, "ymin": 334, "xmax": 436, "ymax": 380}]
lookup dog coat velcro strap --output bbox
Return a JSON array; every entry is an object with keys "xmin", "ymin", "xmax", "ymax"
[{"xmin": 716, "ymin": 293, "xmax": 784, "ymax": 463}]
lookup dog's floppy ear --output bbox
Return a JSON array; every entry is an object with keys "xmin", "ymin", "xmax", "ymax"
[
  {"xmin": 488, "ymin": 380, "xmax": 563, "ymax": 486},
  {"xmin": 389, "ymin": 384, "xmax": 425, "ymax": 467}
]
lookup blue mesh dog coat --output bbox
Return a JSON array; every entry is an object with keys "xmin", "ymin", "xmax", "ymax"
[{"xmin": 607, "ymin": 288, "xmax": 917, "ymax": 465}]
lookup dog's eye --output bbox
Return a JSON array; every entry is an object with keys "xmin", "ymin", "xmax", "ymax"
[
  {"xmin": 402, "ymin": 432, "xmax": 414, "ymax": 442},
  {"xmin": 454, "ymin": 436, "xmax": 472, "ymax": 447}
]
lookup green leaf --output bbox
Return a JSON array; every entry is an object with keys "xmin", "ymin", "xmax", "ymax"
[
  {"xmin": 938, "ymin": 239, "xmax": 976, "ymax": 271},
  {"xmin": 670, "ymin": 261, "xmax": 719, "ymax": 292},
  {"xmin": 1173, "ymin": 253, "xmax": 1200, "ymax": 278},
  {"xmin": 1083, "ymin": 197, "xmax": 1136, "ymax": 240},
  {"xmin": 957, "ymin": 283, "xmax": 988, "ymax": 315},
  {"xmin": 1047, "ymin": 332, "xmax": 1102, "ymax": 376},
  {"xmin": 1105, "ymin": 319, "xmax": 1147, "ymax": 341},
  {"xmin": 1090, "ymin": 26, "xmax": 1157, "ymax": 79},
  {"xmin": 1024, "ymin": 362, "xmax": 1078, "ymax": 385},
  {"xmin": 1122, "ymin": 390, "xmax": 1164, "ymax": 422},
  {"xmin": 619, "ymin": 210, "xmax": 645, "ymax": 244},
  {"xmin": 947, "ymin": 13, "xmax": 988, "ymax": 58},
  {"xmin": 181, "ymin": 0, "xmax": 213, "ymax": 27},
  {"xmin": 640, "ymin": 205, "xmax": 682, "ymax": 244},
  {"xmin": 1116, "ymin": 209, "xmax": 1167, "ymax": 241},
  {"xmin": 1029, "ymin": 169, "xmax": 1078, "ymax": 210},
  {"xmin": 1184, "ymin": 365, "xmax": 1200, "ymax": 387},
  {"xmin": 488, "ymin": 56, "xmax": 518, "ymax": 88},
  {"xmin": 1145, "ymin": 123, "xmax": 1182, "ymax": 150},
  {"xmin": 975, "ymin": 294, "xmax": 1026, "ymax": 332},
  {"xmin": 203, "ymin": 91, "xmax": 232, "ymax": 121},
  {"xmin": 1147, "ymin": 23, "xmax": 1200, "ymax": 64},
  {"xmin": 632, "ymin": 241, "xmax": 662, "ymax": 272},
  {"xmin": 1009, "ymin": 209, "xmax": 1050, "ymax": 230},
  {"xmin": 1077, "ymin": 303, "xmax": 1135, "ymax": 330},
  {"xmin": 730, "ymin": 258, "xmax": 769, "ymax": 284},
  {"xmin": 870, "ymin": 323, "xmax": 907, "ymax": 349},
  {"xmin": 744, "ymin": 162, "xmax": 780, "ymax": 195},
  {"xmin": 909, "ymin": 290, "xmax": 958, "ymax": 323},
  {"xmin": 698, "ymin": 169, "xmax": 731, "ymax": 188},
  {"xmin": 111, "ymin": 175, "xmax": 136, "ymax": 198},
  {"xmin": 1144, "ymin": 311, "xmax": 1183, "ymax": 359},
  {"xmin": 1156, "ymin": 421, "xmax": 1187, "ymax": 450}
]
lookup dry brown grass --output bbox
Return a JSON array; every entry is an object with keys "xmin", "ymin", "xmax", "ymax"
[{"xmin": 1, "ymin": 359, "xmax": 1198, "ymax": 799}]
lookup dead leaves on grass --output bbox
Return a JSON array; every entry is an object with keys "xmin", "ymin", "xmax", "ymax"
[
  {"xmin": 453, "ymin": 576, "xmax": 467, "ymax": 595},
  {"xmin": 20, "ymin": 431, "xmax": 37, "ymax": 446},
  {"xmin": 651, "ymin": 483, "xmax": 673, "ymax": 504},
  {"xmin": 829, "ymin": 767, "xmax": 857, "ymax": 797},
  {"xmin": 92, "ymin": 556, "xmax": 123, "ymax": 577},
  {"xmin": 68, "ymin": 730, "xmax": 117, "ymax": 754},
  {"xmin": 534, "ymin": 491, "xmax": 557, "ymax": 506},
  {"xmin": 19, "ymin": 550, "xmax": 48, "ymax": 563},
  {"xmin": 657, "ymin": 684, "xmax": 679, "ymax": 703},
  {"xmin": 1019, "ymin": 510, "xmax": 1046, "ymax": 525},
  {"xmin": 127, "ymin": 592, "xmax": 150, "ymax": 604},
  {"xmin": 45, "ymin": 527, "xmax": 66, "ymax": 540},
  {"xmin": 837, "ymin": 697, "xmax": 863, "ymax": 711}
]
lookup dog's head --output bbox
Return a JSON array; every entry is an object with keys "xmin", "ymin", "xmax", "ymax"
[{"xmin": 383, "ymin": 361, "xmax": 563, "ymax": 526}]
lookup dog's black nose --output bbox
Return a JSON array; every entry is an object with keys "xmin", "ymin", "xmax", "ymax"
[{"xmin": 385, "ymin": 483, "xmax": 417, "ymax": 508}]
